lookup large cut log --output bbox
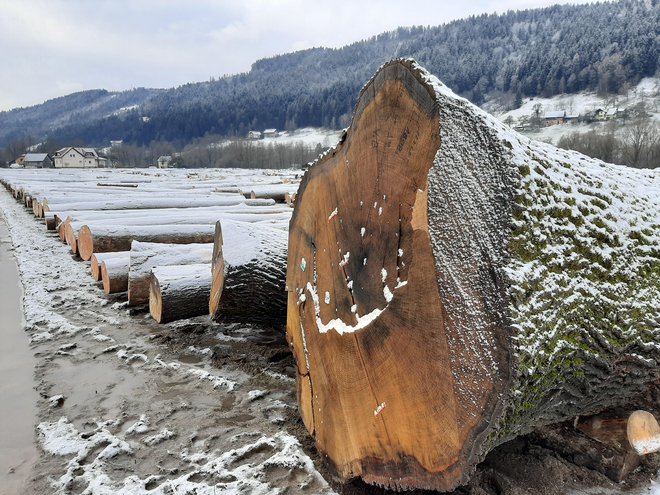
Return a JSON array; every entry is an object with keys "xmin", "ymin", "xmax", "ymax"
[
  {"xmin": 91, "ymin": 251, "xmax": 129, "ymax": 281},
  {"xmin": 127, "ymin": 241, "xmax": 213, "ymax": 306},
  {"xmin": 285, "ymin": 59, "xmax": 660, "ymax": 491},
  {"xmin": 149, "ymin": 264, "xmax": 212, "ymax": 324},
  {"xmin": 209, "ymin": 220, "xmax": 288, "ymax": 326},
  {"xmin": 77, "ymin": 224, "xmax": 217, "ymax": 261},
  {"xmin": 101, "ymin": 254, "xmax": 131, "ymax": 294}
]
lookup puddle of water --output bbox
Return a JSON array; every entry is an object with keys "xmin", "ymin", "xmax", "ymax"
[{"xmin": 0, "ymin": 217, "xmax": 38, "ymax": 495}]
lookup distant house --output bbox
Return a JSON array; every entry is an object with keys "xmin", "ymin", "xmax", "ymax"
[
  {"xmin": 157, "ymin": 155, "xmax": 173, "ymax": 168},
  {"xmin": 248, "ymin": 130, "xmax": 262, "ymax": 140},
  {"xmin": 542, "ymin": 110, "xmax": 566, "ymax": 126},
  {"xmin": 263, "ymin": 128, "xmax": 278, "ymax": 138},
  {"xmin": 565, "ymin": 113, "xmax": 580, "ymax": 123},
  {"xmin": 14, "ymin": 154, "xmax": 25, "ymax": 167},
  {"xmin": 53, "ymin": 147, "xmax": 107, "ymax": 168},
  {"xmin": 23, "ymin": 153, "xmax": 53, "ymax": 168},
  {"xmin": 593, "ymin": 108, "xmax": 619, "ymax": 122}
]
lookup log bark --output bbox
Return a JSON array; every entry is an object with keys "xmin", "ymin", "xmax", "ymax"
[
  {"xmin": 149, "ymin": 264, "xmax": 212, "ymax": 324},
  {"xmin": 101, "ymin": 255, "xmax": 131, "ymax": 294},
  {"xmin": 286, "ymin": 60, "xmax": 660, "ymax": 491},
  {"xmin": 127, "ymin": 241, "xmax": 213, "ymax": 306},
  {"xmin": 209, "ymin": 220, "xmax": 288, "ymax": 327},
  {"xmin": 91, "ymin": 251, "xmax": 129, "ymax": 281},
  {"xmin": 77, "ymin": 224, "xmax": 217, "ymax": 261}
]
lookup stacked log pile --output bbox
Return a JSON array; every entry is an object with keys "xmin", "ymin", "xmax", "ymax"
[{"xmin": 0, "ymin": 167, "xmax": 298, "ymax": 326}]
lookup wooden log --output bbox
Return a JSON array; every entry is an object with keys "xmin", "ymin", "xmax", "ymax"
[
  {"xmin": 285, "ymin": 59, "xmax": 660, "ymax": 491},
  {"xmin": 249, "ymin": 184, "xmax": 297, "ymax": 203},
  {"xmin": 44, "ymin": 212, "xmax": 58, "ymax": 231},
  {"xmin": 101, "ymin": 254, "xmax": 131, "ymax": 294},
  {"xmin": 627, "ymin": 411, "xmax": 660, "ymax": 455},
  {"xmin": 41, "ymin": 196, "xmax": 275, "ymax": 217},
  {"xmin": 149, "ymin": 264, "xmax": 212, "ymax": 324},
  {"xmin": 77, "ymin": 224, "xmax": 216, "ymax": 261},
  {"xmin": 65, "ymin": 209, "xmax": 290, "ymax": 255},
  {"xmin": 209, "ymin": 220, "xmax": 288, "ymax": 326},
  {"xmin": 91, "ymin": 251, "xmax": 129, "ymax": 281},
  {"xmin": 127, "ymin": 241, "xmax": 213, "ymax": 306}
]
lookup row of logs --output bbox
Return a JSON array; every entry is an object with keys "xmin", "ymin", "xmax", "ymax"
[{"xmin": 0, "ymin": 169, "xmax": 291, "ymax": 327}]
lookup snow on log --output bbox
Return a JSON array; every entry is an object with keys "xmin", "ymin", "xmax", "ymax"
[
  {"xmin": 77, "ymin": 224, "xmax": 217, "ymax": 261},
  {"xmin": 101, "ymin": 254, "xmax": 131, "ymax": 294},
  {"xmin": 286, "ymin": 59, "xmax": 660, "ymax": 491},
  {"xmin": 209, "ymin": 220, "xmax": 288, "ymax": 326},
  {"xmin": 91, "ymin": 251, "xmax": 129, "ymax": 281},
  {"xmin": 149, "ymin": 263, "xmax": 212, "ymax": 324},
  {"xmin": 127, "ymin": 241, "xmax": 213, "ymax": 306}
]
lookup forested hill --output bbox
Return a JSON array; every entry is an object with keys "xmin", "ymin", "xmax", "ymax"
[{"xmin": 1, "ymin": 0, "xmax": 657, "ymax": 149}]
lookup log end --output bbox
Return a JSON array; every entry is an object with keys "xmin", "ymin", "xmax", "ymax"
[
  {"xmin": 77, "ymin": 225, "xmax": 94, "ymax": 261},
  {"xmin": 149, "ymin": 277, "xmax": 164, "ymax": 324},
  {"xmin": 628, "ymin": 410, "xmax": 660, "ymax": 455}
]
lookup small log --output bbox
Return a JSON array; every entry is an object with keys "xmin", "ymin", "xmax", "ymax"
[
  {"xmin": 127, "ymin": 241, "xmax": 213, "ymax": 306},
  {"xmin": 101, "ymin": 255, "xmax": 131, "ymax": 294},
  {"xmin": 44, "ymin": 213, "xmax": 58, "ymax": 231},
  {"xmin": 529, "ymin": 420, "xmax": 641, "ymax": 483},
  {"xmin": 209, "ymin": 220, "xmax": 288, "ymax": 326},
  {"xmin": 249, "ymin": 184, "xmax": 297, "ymax": 203},
  {"xmin": 628, "ymin": 411, "xmax": 660, "ymax": 455},
  {"xmin": 77, "ymin": 224, "xmax": 216, "ymax": 261},
  {"xmin": 149, "ymin": 264, "xmax": 212, "ymax": 324},
  {"xmin": 91, "ymin": 251, "xmax": 129, "ymax": 281}
]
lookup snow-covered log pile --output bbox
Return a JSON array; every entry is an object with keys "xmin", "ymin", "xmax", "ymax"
[
  {"xmin": 0, "ymin": 167, "xmax": 297, "ymax": 325},
  {"xmin": 286, "ymin": 59, "xmax": 659, "ymax": 491}
]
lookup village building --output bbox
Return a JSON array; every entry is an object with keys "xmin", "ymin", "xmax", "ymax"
[
  {"xmin": 53, "ymin": 147, "xmax": 107, "ymax": 168},
  {"xmin": 22, "ymin": 153, "xmax": 54, "ymax": 168},
  {"xmin": 157, "ymin": 155, "xmax": 173, "ymax": 168},
  {"xmin": 248, "ymin": 130, "xmax": 262, "ymax": 140},
  {"xmin": 542, "ymin": 110, "xmax": 566, "ymax": 126},
  {"xmin": 263, "ymin": 128, "xmax": 279, "ymax": 138}
]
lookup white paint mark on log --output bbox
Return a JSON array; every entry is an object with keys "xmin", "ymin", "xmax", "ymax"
[
  {"xmin": 328, "ymin": 208, "xmax": 338, "ymax": 221},
  {"xmin": 374, "ymin": 402, "xmax": 386, "ymax": 416}
]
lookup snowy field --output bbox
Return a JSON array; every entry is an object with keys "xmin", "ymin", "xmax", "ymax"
[{"xmin": 487, "ymin": 76, "xmax": 660, "ymax": 145}]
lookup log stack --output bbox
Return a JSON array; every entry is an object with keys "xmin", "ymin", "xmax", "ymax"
[{"xmin": 285, "ymin": 59, "xmax": 659, "ymax": 491}]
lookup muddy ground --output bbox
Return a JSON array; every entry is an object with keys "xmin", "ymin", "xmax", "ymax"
[{"xmin": 0, "ymin": 187, "xmax": 658, "ymax": 495}]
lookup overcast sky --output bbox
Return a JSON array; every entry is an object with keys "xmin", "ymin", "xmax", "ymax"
[{"xmin": 1, "ymin": 0, "xmax": 600, "ymax": 111}]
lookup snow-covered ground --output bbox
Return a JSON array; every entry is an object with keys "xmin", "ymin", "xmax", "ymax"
[
  {"xmin": 212, "ymin": 127, "xmax": 343, "ymax": 150},
  {"xmin": 0, "ymin": 184, "xmax": 334, "ymax": 495},
  {"xmin": 486, "ymin": 77, "xmax": 660, "ymax": 145}
]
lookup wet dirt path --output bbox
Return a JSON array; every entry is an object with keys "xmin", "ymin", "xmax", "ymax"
[{"xmin": 0, "ymin": 216, "xmax": 38, "ymax": 495}]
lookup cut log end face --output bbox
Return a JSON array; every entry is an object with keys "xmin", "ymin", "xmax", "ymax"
[
  {"xmin": 149, "ymin": 278, "xmax": 164, "ymax": 324},
  {"xmin": 628, "ymin": 410, "xmax": 660, "ymax": 455},
  {"xmin": 285, "ymin": 61, "xmax": 502, "ymax": 491}
]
